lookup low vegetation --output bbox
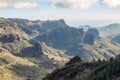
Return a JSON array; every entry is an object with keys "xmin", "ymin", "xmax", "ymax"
[{"xmin": 44, "ymin": 55, "xmax": 120, "ymax": 80}]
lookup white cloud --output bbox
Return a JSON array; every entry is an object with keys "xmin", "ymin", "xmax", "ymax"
[
  {"xmin": 100, "ymin": 0, "xmax": 120, "ymax": 8},
  {"xmin": 0, "ymin": 2, "xmax": 9, "ymax": 8},
  {"xmin": 0, "ymin": 0, "xmax": 120, "ymax": 9},
  {"xmin": 51, "ymin": 0, "xmax": 97, "ymax": 9},
  {"xmin": 0, "ymin": 1, "xmax": 39, "ymax": 9},
  {"xmin": 12, "ymin": 2, "xmax": 38, "ymax": 9}
]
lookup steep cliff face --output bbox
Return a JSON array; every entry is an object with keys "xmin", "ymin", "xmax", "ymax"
[
  {"xmin": 40, "ymin": 19, "xmax": 68, "ymax": 32},
  {"xmin": 35, "ymin": 27, "xmax": 84, "ymax": 50}
]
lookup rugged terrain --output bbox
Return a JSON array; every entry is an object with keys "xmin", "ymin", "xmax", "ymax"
[
  {"xmin": 35, "ymin": 26, "xmax": 120, "ymax": 61},
  {"xmin": 0, "ymin": 17, "xmax": 120, "ymax": 80},
  {"xmin": 0, "ymin": 18, "xmax": 70, "ymax": 80}
]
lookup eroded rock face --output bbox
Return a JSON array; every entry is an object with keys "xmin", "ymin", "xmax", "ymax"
[
  {"xmin": 84, "ymin": 28, "xmax": 100, "ymax": 45},
  {"xmin": 0, "ymin": 33, "xmax": 20, "ymax": 43},
  {"xmin": 20, "ymin": 42, "xmax": 70, "ymax": 62},
  {"xmin": 36, "ymin": 27, "xmax": 85, "ymax": 50}
]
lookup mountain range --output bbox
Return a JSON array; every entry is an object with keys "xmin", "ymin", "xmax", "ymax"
[{"xmin": 0, "ymin": 17, "xmax": 120, "ymax": 80}]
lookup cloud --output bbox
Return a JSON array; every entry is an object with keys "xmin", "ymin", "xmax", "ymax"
[
  {"xmin": 0, "ymin": 0, "xmax": 120, "ymax": 9},
  {"xmin": 51, "ymin": 0, "xmax": 97, "ymax": 9},
  {"xmin": 12, "ymin": 2, "xmax": 38, "ymax": 9},
  {"xmin": 100, "ymin": 0, "xmax": 120, "ymax": 9},
  {"xmin": 51, "ymin": 0, "xmax": 120, "ymax": 9},
  {"xmin": 0, "ymin": 1, "xmax": 39, "ymax": 9},
  {"xmin": 0, "ymin": 2, "xmax": 9, "ymax": 8}
]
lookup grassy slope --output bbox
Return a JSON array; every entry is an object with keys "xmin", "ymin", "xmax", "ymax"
[{"xmin": 0, "ymin": 47, "xmax": 46, "ymax": 80}]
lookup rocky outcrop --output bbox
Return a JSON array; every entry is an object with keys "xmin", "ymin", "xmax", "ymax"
[
  {"xmin": 40, "ymin": 19, "xmax": 68, "ymax": 32},
  {"xmin": 65, "ymin": 56, "xmax": 83, "ymax": 66},
  {"xmin": 20, "ymin": 42, "xmax": 70, "ymax": 62}
]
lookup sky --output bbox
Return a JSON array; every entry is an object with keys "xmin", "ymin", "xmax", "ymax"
[{"xmin": 0, "ymin": 0, "xmax": 120, "ymax": 27}]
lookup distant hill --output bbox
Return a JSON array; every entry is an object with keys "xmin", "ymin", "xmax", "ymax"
[
  {"xmin": 98, "ymin": 23, "xmax": 120, "ymax": 37},
  {"xmin": 97, "ymin": 23, "xmax": 120, "ymax": 44}
]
